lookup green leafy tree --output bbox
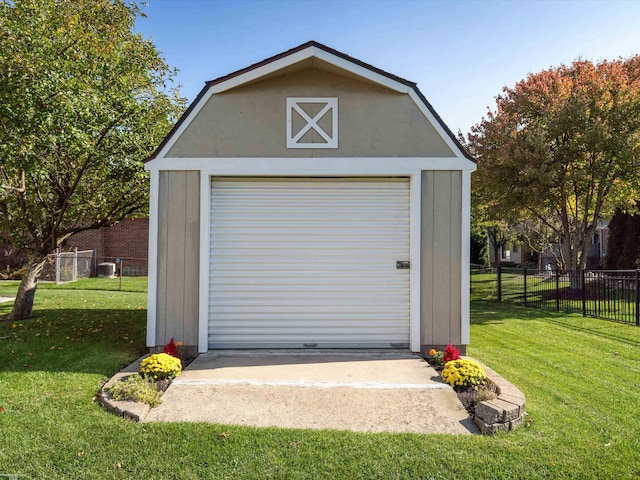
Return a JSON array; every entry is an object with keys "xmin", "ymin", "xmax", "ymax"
[
  {"xmin": 0, "ymin": 0, "xmax": 185, "ymax": 320},
  {"xmin": 470, "ymin": 189, "xmax": 516, "ymax": 266},
  {"xmin": 468, "ymin": 57, "xmax": 640, "ymax": 273},
  {"xmin": 605, "ymin": 206, "xmax": 640, "ymax": 269}
]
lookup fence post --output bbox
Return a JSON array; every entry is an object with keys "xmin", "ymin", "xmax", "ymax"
[
  {"xmin": 55, "ymin": 248, "xmax": 60, "ymax": 284},
  {"xmin": 523, "ymin": 267, "xmax": 527, "ymax": 306},
  {"xmin": 636, "ymin": 270, "xmax": 640, "ymax": 326},
  {"xmin": 497, "ymin": 265, "xmax": 502, "ymax": 302},
  {"xmin": 72, "ymin": 247, "xmax": 78, "ymax": 282},
  {"xmin": 555, "ymin": 269, "xmax": 560, "ymax": 311},
  {"xmin": 581, "ymin": 270, "xmax": 587, "ymax": 317}
]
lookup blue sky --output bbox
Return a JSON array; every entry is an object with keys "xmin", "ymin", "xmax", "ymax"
[{"xmin": 135, "ymin": 0, "xmax": 640, "ymax": 135}]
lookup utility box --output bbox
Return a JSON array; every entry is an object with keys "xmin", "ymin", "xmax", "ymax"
[{"xmin": 97, "ymin": 262, "xmax": 116, "ymax": 278}]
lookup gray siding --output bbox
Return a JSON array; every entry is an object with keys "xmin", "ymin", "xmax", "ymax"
[
  {"xmin": 421, "ymin": 171, "xmax": 462, "ymax": 347},
  {"xmin": 156, "ymin": 171, "xmax": 200, "ymax": 346}
]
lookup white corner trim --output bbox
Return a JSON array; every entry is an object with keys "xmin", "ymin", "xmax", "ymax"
[
  {"xmin": 208, "ymin": 45, "xmax": 411, "ymax": 95},
  {"xmin": 198, "ymin": 173, "xmax": 211, "ymax": 353},
  {"xmin": 146, "ymin": 170, "xmax": 159, "ymax": 347},
  {"xmin": 199, "ymin": 171, "xmax": 421, "ymax": 353},
  {"xmin": 144, "ymin": 157, "xmax": 476, "ymax": 174},
  {"xmin": 409, "ymin": 173, "xmax": 422, "ymax": 352},
  {"xmin": 313, "ymin": 47, "xmax": 411, "ymax": 94},
  {"xmin": 407, "ymin": 90, "xmax": 477, "ymax": 167},
  {"xmin": 209, "ymin": 49, "xmax": 314, "ymax": 94},
  {"xmin": 461, "ymin": 170, "xmax": 472, "ymax": 344},
  {"xmin": 286, "ymin": 97, "xmax": 338, "ymax": 148}
]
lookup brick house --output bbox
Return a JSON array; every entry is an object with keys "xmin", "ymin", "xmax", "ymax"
[{"xmin": 64, "ymin": 217, "xmax": 149, "ymax": 276}]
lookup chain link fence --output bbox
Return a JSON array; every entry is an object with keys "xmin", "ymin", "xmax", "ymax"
[{"xmin": 41, "ymin": 249, "xmax": 147, "ymax": 284}]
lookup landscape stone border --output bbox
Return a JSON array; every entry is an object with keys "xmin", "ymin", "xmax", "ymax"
[
  {"xmin": 469, "ymin": 358, "xmax": 527, "ymax": 434},
  {"xmin": 97, "ymin": 355, "xmax": 150, "ymax": 421}
]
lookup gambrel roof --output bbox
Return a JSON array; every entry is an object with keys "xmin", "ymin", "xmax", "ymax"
[{"xmin": 146, "ymin": 41, "xmax": 475, "ymax": 163}]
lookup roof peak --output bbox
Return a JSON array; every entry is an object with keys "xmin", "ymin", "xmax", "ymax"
[{"xmin": 205, "ymin": 40, "xmax": 417, "ymax": 89}]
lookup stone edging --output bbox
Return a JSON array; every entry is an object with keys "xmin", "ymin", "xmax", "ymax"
[
  {"xmin": 469, "ymin": 358, "xmax": 526, "ymax": 434},
  {"xmin": 97, "ymin": 355, "xmax": 150, "ymax": 422},
  {"xmin": 99, "ymin": 354, "xmax": 526, "ymax": 432}
]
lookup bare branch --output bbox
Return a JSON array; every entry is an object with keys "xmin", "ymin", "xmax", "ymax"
[{"xmin": 0, "ymin": 168, "xmax": 26, "ymax": 193}]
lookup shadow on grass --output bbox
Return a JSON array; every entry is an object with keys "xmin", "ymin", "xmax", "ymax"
[
  {"xmin": 0, "ymin": 308, "xmax": 147, "ymax": 376},
  {"xmin": 470, "ymin": 299, "xmax": 554, "ymax": 324},
  {"xmin": 39, "ymin": 283, "xmax": 146, "ymax": 294},
  {"xmin": 544, "ymin": 316, "xmax": 640, "ymax": 348}
]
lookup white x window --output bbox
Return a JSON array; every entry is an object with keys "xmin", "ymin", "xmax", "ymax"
[{"xmin": 286, "ymin": 97, "xmax": 338, "ymax": 148}]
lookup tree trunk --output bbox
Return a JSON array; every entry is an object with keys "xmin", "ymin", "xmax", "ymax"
[{"xmin": 5, "ymin": 257, "xmax": 47, "ymax": 321}]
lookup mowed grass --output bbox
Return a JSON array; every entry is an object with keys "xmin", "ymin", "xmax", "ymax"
[{"xmin": 0, "ymin": 277, "xmax": 639, "ymax": 479}]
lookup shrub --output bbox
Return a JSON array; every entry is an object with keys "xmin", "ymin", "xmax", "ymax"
[
  {"xmin": 441, "ymin": 359, "xmax": 487, "ymax": 389},
  {"xmin": 429, "ymin": 350, "xmax": 445, "ymax": 366},
  {"xmin": 139, "ymin": 353, "xmax": 182, "ymax": 381},
  {"xmin": 163, "ymin": 337, "xmax": 179, "ymax": 358},
  {"xmin": 443, "ymin": 343, "xmax": 461, "ymax": 363},
  {"xmin": 0, "ymin": 265, "xmax": 28, "ymax": 280},
  {"xmin": 474, "ymin": 383, "xmax": 499, "ymax": 404},
  {"xmin": 108, "ymin": 374, "xmax": 163, "ymax": 407}
]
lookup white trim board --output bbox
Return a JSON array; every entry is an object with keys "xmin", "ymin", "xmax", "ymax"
[
  {"xmin": 154, "ymin": 89, "xmax": 214, "ymax": 160},
  {"xmin": 460, "ymin": 170, "xmax": 472, "ymax": 344},
  {"xmin": 409, "ymin": 173, "xmax": 421, "ymax": 352},
  {"xmin": 145, "ymin": 157, "xmax": 476, "ymax": 173},
  {"xmin": 146, "ymin": 170, "xmax": 159, "ymax": 348},
  {"xmin": 198, "ymin": 173, "xmax": 211, "ymax": 353},
  {"xmin": 198, "ymin": 174, "xmax": 420, "ymax": 353},
  {"xmin": 286, "ymin": 97, "xmax": 338, "ymax": 148},
  {"xmin": 209, "ymin": 46, "xmax": 411, "ymax": 96}
]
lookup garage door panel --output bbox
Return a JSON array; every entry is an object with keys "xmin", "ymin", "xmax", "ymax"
[{"xmin": 209, "ymin": 177, "xmax": 410, "ymax": 348}]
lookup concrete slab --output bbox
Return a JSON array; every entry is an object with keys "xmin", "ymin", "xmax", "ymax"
[{"xmin": 143, "ymin": 351, "xmax": 479, "ymax": 434}]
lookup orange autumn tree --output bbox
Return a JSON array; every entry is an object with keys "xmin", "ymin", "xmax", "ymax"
[{"xmin": 467, "ymin": 57, "xmax": 640, "ymax": 272}]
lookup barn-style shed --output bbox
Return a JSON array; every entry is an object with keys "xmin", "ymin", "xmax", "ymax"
[{"xmin": 144, "ymin": 41, "xmax": 476, "ymax": 354}]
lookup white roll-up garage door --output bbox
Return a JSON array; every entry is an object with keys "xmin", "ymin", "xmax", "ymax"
[{"xmin": 208, "ymin": 177, "xmax": 410, "ymax": 348}]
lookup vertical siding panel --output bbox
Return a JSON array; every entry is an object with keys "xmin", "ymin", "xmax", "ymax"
[
  {"xmin": 156, "ymin": 172, "xmax": 169, "ymax": 344},
  {"xmin": 432, "ymin": 172, "xmax": 452, "ymax": 344},
  {"xmin": 420, "ymin": 171, "xmax": 435, "ymax": 345},
  {"xmin": 165, "ymin": 171, "xmax": 187, "ymax": 342},
  {"xmin": 183, "ymin": 171, "xmax": 200, "ymax": 345},
  {"xmin": 421, "ymin": 171, "xmax": 464, "ymax": 348},
  {"xmin": 449, "ymin": 172, "xmax": 462, "ymax": 344}
]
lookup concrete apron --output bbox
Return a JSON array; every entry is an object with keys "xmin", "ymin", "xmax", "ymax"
[{"xmin": 144, "ymin": 351, "xmax": 479, "ymax": 434}]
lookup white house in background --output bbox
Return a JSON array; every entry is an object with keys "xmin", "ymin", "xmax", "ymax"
[{"xmin": 143, "ymin": 41, "xmax": 476, "ymax": 355}]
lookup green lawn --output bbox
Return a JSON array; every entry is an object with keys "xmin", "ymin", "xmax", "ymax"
[{"xmin": 1, "ymin": 278, "xmax": 639, "ymax": 479}]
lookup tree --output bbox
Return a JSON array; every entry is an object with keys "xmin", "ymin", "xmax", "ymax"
[
  {"xmin": 470, "ymin": 230, "xmax": 488, "ymax": 266},
  {"xmin": 467, "ymin": 57, "xmax": 640, "ymax": 273},
  {"xmin": 605, "ymin": 206, "xmax": 640, "ymax": 269},
  {"xmin": 470, "ymin": 189, "xmax": 517, "ymax": 266},
  {"xmin": 0, "ymin": 0, "xmax": 185, "ymax": 320}
]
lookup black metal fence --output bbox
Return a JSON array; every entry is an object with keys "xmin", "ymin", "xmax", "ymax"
[{"xmin": 497, "ymin": 266, "xmax": 640, "ymax": 325}]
